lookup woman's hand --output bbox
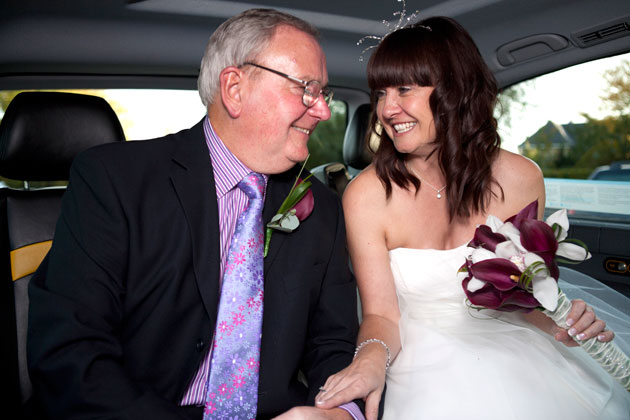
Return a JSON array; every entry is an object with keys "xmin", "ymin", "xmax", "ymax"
[
  {"xmin": 551, "ymin": 299, "xmax": 614, "ymax": 347},
  {"xmin": 315, "ymin": 342, "xmax": 388, "ymax": 420},
  {"xmin": 272, "ymin": 406, "xmax": 352, "ymax": 420}
]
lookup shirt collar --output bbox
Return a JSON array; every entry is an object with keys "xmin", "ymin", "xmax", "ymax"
[{"xmin": 203, "ymin": 117, "xmax": 268, "ymax": 199}]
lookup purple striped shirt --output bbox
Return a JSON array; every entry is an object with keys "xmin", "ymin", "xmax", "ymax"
[
  {"xmin": 180, "ymin": 118, "xmax": 267, "ymax": 405},
  {"xmin": 180, "ymin": 117, "xmax": 363, "ymax": 420}
]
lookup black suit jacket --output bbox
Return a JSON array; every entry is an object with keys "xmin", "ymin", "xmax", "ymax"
[{"xmin": 28, "ymin": 120, "xmax": 359, "ymax": 419}]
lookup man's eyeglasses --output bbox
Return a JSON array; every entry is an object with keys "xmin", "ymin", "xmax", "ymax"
[{"xmin": 242, "ymin": 62, "xmax": 333, "ymax": 108}]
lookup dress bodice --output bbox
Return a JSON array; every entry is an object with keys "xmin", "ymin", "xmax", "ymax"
[
  {"xmin": 389, "ymin": 245, "xmax": 476, "ymax": 326},
  {"xmin": 389, "ymin": 244, "xmax": 469, "ymax": 301}
]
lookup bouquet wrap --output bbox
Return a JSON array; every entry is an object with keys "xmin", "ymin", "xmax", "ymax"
[{"xmin": 544, "ymin": 290, "xmax": 630, "ymax": 391}]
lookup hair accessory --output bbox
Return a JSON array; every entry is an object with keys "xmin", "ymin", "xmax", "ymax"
[
  {"xmin": 357, "ymin": 0, "xmax": 430, "ymax": 61},
  {"xmin": 354, "ymin": 338, "xmax": 391, "ymax": 371}
]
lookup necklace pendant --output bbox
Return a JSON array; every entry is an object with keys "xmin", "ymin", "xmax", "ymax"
[{"xmin": 437, "ymin": 192, "xmax": 442, "ymax": 199}]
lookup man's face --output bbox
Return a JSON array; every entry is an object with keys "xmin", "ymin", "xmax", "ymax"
[{"xmin": 239, "ymin": 25, "xmax": 331, "ymax": 174}]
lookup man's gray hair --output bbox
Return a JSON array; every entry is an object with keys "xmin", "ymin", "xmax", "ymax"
[{"xmin": 198, "ymin": 8, "xmax": 320, "ymax": 107}]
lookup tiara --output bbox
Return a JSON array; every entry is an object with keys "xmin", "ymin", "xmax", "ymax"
[{"xmin": 357, "ymin": 0, "xmax": 431, "ymax": 61}]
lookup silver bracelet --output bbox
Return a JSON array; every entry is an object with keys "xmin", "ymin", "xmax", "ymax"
[{"xmin": 354, "ymin": 338, "xmax": 391, "ymax": 371}]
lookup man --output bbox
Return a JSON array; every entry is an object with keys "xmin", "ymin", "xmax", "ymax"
[{"xmin": 28, "ymin": 9, "xmax": 367, "ymax": 420}]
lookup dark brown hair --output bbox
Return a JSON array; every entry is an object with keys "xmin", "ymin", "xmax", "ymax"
[{"xmin": 367, "ymin": 16, "xmax": 502, "ymax": 220}]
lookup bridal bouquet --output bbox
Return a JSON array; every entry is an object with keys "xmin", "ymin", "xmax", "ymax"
[{"xmin": 458, "ymin": 200, "xmax": 630, "ymax": 392}]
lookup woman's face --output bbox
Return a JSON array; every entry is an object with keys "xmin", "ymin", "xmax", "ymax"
[{"xmin": 375, "ymin": 85, "xmax": 436, "ymax": 156}]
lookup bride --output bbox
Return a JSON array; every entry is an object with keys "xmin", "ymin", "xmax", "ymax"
[{"xmin": 314, "ymin": 16, "xmax": 630, "ymax": 420}]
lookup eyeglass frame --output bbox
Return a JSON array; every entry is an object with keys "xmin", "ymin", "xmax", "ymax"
[{"xmin": 240, "ymin": 62, "xmax": 334, "ymax": 108}]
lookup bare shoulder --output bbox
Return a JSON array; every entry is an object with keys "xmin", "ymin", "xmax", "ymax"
[
  {"xmin": 341, "ymin": 165, "xmax": 390, "ymax": 240},
  {"xmin": 342, "ymin": 165, "xmax": 386, "ymax": 213},
  {"xmin": 494, "ymin": 150, "xmax": 543, "ymax": 189},
  {"xmin": 495, "ymin": 149, "xmax": 542, "ymax": 180},
  {"xmin": 492, "ymin": 149, "xmax": 546, "ymax": 216}
]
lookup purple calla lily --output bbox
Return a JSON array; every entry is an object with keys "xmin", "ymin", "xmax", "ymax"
[
  {"xmin": 520, "ymin": 219, "xmax": 558, "ymax": 255},
  {"xmin": 519, "ymin": 219, "xmax": 560, "ymax": 279},
  {"xmin": 500, "ymin": 289, "xmax": 541, "ymax": 310},
  {"xmin": 468, "ymin": 225, "xmax": 506, "ymax": 252},
  {"xmin": 505, "ymin": 199, "xmax": 538, "ymax": 229},
  {"xmin": 520, "ymin": 220, "xmax": 560, "ymax": 280},
  {"xmin": 462, "ymin": 277, "xmax": 540, "ymax": 311},
  {"xmin": 462, "ymin": 279, "xmax": 503, "ymax": 309},
  {"xmin": 292, "ymin": 187, "xmax": 313, "ymax": 221},
  {"xmin": 469, "ymin": 259, "xmax": 522, "ymax": 291}
]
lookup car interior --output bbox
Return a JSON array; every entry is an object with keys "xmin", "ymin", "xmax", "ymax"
[
  {"xmin": 0, "ymin": 91, "xmax": 126, "ymax": 414},
  {"xmin": 1, "ymin": 1, "xmax": 629, "ymax": 418}
]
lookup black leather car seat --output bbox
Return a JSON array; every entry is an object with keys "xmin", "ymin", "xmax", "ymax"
[
  {"xmin": 0, "ymin": 91, "xmax": 125, "ymax": 418},
  {"xmin": 312, "ymin": 103, "xmax": 374, "ymax": 196}
]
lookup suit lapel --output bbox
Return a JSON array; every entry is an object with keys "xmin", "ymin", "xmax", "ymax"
[
  {"xmin": 262, "ymin": 169, "xmax": 296, "ymax": 274},
  {"xmin": 166, "ymin": 121, "xmax": 300, "ymax": 322},
  {"xmin": 169, "ymin": 120, "xmax": 221, "ymax": 323}
]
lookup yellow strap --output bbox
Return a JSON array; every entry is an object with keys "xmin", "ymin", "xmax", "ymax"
[{"xmin": 10, "ymin": 240, "xmax": 52, "ymax": 281}]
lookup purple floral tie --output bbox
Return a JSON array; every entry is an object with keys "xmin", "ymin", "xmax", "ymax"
[{"xmin": 204, "ymin": 172, "xmax": 265, "ymax": 420}]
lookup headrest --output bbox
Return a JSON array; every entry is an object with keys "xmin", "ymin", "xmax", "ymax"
[
  {"xmin": 342, "ymin": 103, "xmax": 374, "ymax": 170},
  {"xmin": 0, "ymin": 91, "xmax": 125, "ymax": 181}
]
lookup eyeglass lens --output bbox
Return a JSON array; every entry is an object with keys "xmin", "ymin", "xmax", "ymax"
[{"xmin": 304, "ymin": 81, "xmax": 333, "ymax": 107}]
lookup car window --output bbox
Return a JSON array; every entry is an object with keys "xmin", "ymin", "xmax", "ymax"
[
  {"xmin": 0, "ymin": 89, "xmax": 206, "ymax": 188},
  {"xmin": 305, "ymin": 100, "xmax": 347, "ymax": 170},
  {"xmin": 497, "ymin": 52, "xmax": 630, "ymax": 223},
  {"xmin": 0, "ymin": 89, "xmax": 347, "ymax": 185},
  {"xmin": 0, "ymin": 89, "xmax": 207, "ymax": 141}
]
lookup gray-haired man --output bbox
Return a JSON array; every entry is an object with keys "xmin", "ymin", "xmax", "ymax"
[{"xmin": 29, "ymin": 8, "xmax": 369, "ymax": 420}]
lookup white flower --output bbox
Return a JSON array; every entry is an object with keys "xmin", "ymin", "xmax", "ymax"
[
  {"xmin": 466, "ymin": 276, "xmax": 487, "ymax": 293},
  {"xmin": 485, "ymin": 214, "xmax": 504, "ymax": 231},
  {"xmin": 524, "ymin": 252, "xmax": 558, "ymax": 311},
  {"xmin": 545, "ymin": 209, "xmax": 569, "ymax": 240},
  {"xmin": 533, "ymin": 274, "xmax": 558, "ymax": 311},
  {"xmin": 495, "ymin": 240, "xmax": 522, "ymax": 259},
  {"xmin": 545, "ymin": 209, "xmax": 591, "ymax": 261},
  {"xmin": 471, "ymin": 247, "xmax": 495, "ymax": 263}
]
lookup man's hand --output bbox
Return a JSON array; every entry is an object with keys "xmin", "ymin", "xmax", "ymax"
[{"xmin": 272, "ymin": 406, "xmax": 352, "ymax": 420}]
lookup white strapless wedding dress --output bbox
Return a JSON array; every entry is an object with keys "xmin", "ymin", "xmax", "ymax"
[{"xmin": 385, "ymin": 245, "xmax": 630, "ymax": 420}]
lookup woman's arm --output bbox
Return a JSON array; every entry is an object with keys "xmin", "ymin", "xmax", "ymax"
[{"xmin": 315, "ymin": 169, "xmax": 400, "ymax": 420}]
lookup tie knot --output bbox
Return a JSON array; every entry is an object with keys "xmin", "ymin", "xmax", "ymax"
[{"xmin": 238, "ymin": 172, "xmax": 265, "ymax": 200}]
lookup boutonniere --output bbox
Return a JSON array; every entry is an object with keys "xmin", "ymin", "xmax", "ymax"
[{"xmin": 264, "ymin": 157, "xmax": 314, "ymax": 257}]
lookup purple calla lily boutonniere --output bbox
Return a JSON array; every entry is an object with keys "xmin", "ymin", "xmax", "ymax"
[
  {"xmin": 263, "ymin": 158, "xmax": 314, "ymax": 258},
  {"xmin": 459, "ymin": 200, "xmax": 630, "ymax": 391}
]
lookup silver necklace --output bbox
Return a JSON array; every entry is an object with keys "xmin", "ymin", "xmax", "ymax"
[{"xmin": 417, "ymin": 176, "xmax": 447, "ymax": 199}]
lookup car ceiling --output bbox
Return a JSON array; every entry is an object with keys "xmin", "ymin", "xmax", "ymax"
[{"xmin": 1, "ymin": 0, "xmax": 629, "ymax": 92}]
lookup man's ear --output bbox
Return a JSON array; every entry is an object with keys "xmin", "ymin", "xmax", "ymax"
[{"xmin": 219, "ymin": 66, "xmax": 244, "ymax": 118}]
